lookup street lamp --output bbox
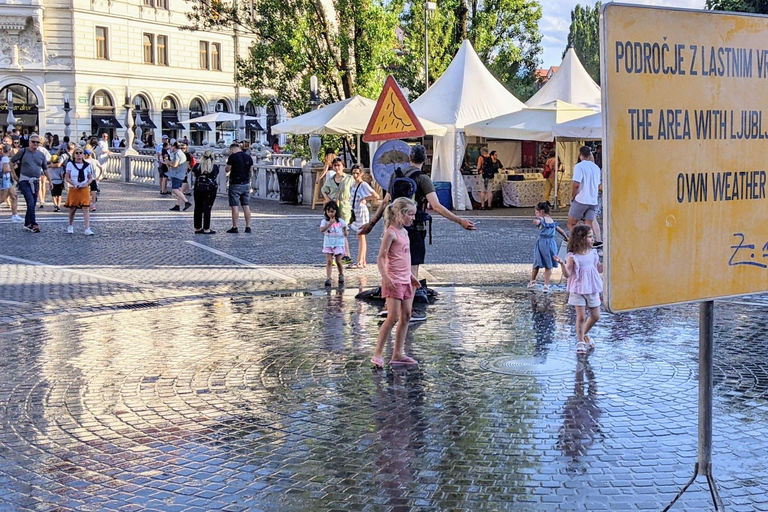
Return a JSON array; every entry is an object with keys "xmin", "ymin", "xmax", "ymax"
[{"xmin": 424, "ymin": 1, "xmax": 436, "ymax": 91}]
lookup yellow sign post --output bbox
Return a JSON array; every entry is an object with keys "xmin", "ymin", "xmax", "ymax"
[{"xmin": 602, "ymin": 4, "xmax": 768, "ymax": 313}]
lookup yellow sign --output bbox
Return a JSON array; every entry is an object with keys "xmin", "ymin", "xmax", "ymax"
[
  {"xmin": 602, "ymin": 5, "xmax": 768, "ymax": 312},
  {"xmin": 363, "ymin": 75, "xmax": 425, "ymax": 142}
]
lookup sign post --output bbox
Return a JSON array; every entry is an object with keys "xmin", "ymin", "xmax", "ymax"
[{"xmin": 601, "ymin": 4, "xmax": 768, "ymax": 509}]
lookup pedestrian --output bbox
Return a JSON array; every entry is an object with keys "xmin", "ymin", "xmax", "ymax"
[
  {"xmin": 479, "ymin": 150, "xmax": 503, "ymax": 210},
  {"xmin": 64, "ymin": 147, "xmax": 95, "ymax": 235},
  {"xmin": 84, "ymin": 148, "xmax": 102, "ymax": 212},
  {"xmin": 97, "ymin": 133, "xmax": 111, "ymax": 167},
  {"xmin": 320, "ymin": 200, "xmax": 347, "ymax": 287},
  {"xmin": 112, "ymin": 134, "xmax": 120, "ymax": 148},
  {"xmin": 0, "ymin": 144, "xmax": 23, "ymax": 222},
  {"xmin": 567, "ymin": 146, "xmax": 603, "ymax": 248},
  {"xmin": 10, "ymin": 133, "xmax": 49, "ymax": 232},
  {"xmin": 529, "ymin": 201, "xmax": 569, "ymax": 291},
  {"xmin": 370, "ymin": 197, "xmax": 422, "ymax": 368},
  {"xmin": 361, "ymin": 145, "xmax": 475, "ymax": 308},
  {"xmin": 192, "ymin": 149, "xmax": 219, "ymax": 234},
  {"xmin": 542, "ymin": 149, "xmax": 557, "ymax": 204},
  {"xmin": 321, "ymin": 157, "xmax": 354, "ymax": 263},
  {"xmin": 225, "ymin": 142, "xmax": 253, "ymax": 233},
  {"xmin": 348, "ymin": 164, "xmax": 379, "ymax": 268},
  {"xmin": 565, "ymin": 225, "xmax": 603, "ymax": 355},
  {"xmin": 165, "ymin": 142, "xmax": 192, "ymax": 211},
  {"xmin": 157, "ymin": 135, "xmax": 170, "ymax": 195}
]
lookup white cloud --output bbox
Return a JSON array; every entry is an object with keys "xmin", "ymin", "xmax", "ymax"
[{"xmin": 540, "ymin": 0, "xmax": 706, "ymax": 68}]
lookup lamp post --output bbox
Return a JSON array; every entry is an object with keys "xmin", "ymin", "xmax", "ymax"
[
  {"xmin": 63, "ymin": 94, "xmax": 72, "ymax": 140},
  {"xmin": 6, "ymin": 90, "xmax": 16, "ymax": 133},
  {"xmin": 308, "ymin": 75, "xmax": 321, "ymax": 164},
  {"xmin": 424, "ymin": 1, "xmax": 436, "ymax": 91}
]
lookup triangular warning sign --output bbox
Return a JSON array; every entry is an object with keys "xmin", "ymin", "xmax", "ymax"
[{"xmin": 363, "ymin": 76, "xmax": 426, "ymax": 142}]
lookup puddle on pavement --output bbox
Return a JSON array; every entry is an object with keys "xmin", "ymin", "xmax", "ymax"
[{"xmin": 1, "ymin": 288, "xmax": 768, "ymax": 511}]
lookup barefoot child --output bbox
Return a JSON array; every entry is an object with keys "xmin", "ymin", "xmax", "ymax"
[
  {"xmin": 529, "ymin": 201, "xmax": 568, "ymax": 291},
  {"xmin": 320, "ymin": 200, "xmax": 347, "ymax": 286},
  {"xmin": 371, "ymin": 197, "xmax": 421, "ymax": 368},
  {"xmin": 565, "ymin": 225, "xmax": 603, "ymax": 355}
]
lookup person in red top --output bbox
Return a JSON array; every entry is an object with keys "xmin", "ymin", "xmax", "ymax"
[{"xmin": 370, "ymin": 197, "xmax": 422, "ymax": 368}]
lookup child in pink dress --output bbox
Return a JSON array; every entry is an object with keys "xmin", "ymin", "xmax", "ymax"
[
  {"xmin": 565, "ymin": 225, "xmax": 603, "ymax": 355},
  {"xmin": 371, "ymin": 197, "xmax": 421, "ymax": 368}
]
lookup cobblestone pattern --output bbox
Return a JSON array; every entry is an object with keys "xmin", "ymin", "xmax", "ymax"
[{"xmin": 1, "ymin": 290, "xmax": 767, "ymax": 511}]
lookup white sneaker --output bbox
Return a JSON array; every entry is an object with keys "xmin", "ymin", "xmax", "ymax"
[
  {"xmin": 66, "ymin": 225, "xmax": 74, "ymax": 234},
  {"xmin": 84, "ymin": 228, "xmax": 94, "ymax": 236},
  {"xmin": 11, "ymin": 214, "xmax": 23, "ymax": 222}
]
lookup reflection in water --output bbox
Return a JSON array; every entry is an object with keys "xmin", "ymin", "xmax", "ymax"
[
  {"xmin": 321, "ymin": 288, "xmax": 346, "ymax": 352},
  {"xmin": 370, "ymin": 357, "xmax": 425, "ymax": 511},
  {"xmin": 558, "ymin": 359, "xmax": 602, "ymax": 475},
  {"xmin": 530, "ymin": 294, "xmax": 556, "ymax": 357}
]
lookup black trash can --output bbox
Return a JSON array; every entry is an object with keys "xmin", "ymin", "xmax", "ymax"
[{"xmin": 276, "ymin": 169, "xmax": 301, "ymax": 204}]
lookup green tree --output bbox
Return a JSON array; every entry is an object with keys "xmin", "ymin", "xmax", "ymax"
[
  {"xmin": 398, "ymin": 0, "xmax": 543, "ymax": 100},
  {"xmin": 563, "ymin": 1, "xmax": 601, "ymax": 84},
  {"xmin": 183, "ymin": 0, "xmax": 401, "ymax": 115},
  {"xmin": 706, "ymin": 0, "xmax": 768, "ymax": 12}
]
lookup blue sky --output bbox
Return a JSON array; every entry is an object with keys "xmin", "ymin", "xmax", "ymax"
[{"xmin": 540, "ymin": 0, "xmax": 706, "ymax": 68}]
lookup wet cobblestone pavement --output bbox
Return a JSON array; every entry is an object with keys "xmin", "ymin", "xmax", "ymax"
[
  {"xmin": 2, "ymin": 183, "xmax": 768, "ymax": 511},
  {"xmin": 1, "ymin": 288, "xmax": 768, "ymax": 511}
]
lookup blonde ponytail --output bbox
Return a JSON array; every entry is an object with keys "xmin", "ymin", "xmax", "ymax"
[{"xmin": 384, "ymin": 197, "xmax": 417, "ymax": 228}]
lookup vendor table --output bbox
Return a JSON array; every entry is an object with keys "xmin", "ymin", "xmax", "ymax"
[
  {"xmin": 463, "ymin": 174, "xmax": 501, "ymax": 203},
  {"xmin": 501, "ymin": 179, "xmax": 573, "ymax": 207}
]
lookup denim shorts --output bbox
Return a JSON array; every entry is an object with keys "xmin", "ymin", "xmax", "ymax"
[
  {"xmin": 171, "ymin": 177, "xmax": 184, "ymax": 190},
  {"xmin": 228, "ymin": 183, "xmax": 251, "ymax": 207}
]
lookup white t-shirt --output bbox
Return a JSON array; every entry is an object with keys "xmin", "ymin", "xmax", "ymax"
[
  {"xmin": 351, "ymin": 181, "xmax": 374, "ymax": 210},
  {"xmin": 66, "ymin": 161, "xmax": 93, "ymax": 188},
  {"xmin": 572, "ymin": 160, "xmax": 601, "ymax": 205}
]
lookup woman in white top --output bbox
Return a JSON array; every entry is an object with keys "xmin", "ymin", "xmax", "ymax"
[
  {"xmin": 0, "ymin": 144, "xmax": 22, "ymax": 222},
  {"xmin": 64, "ymin": 148, "xmax": 95, "ymax": 235},
  {"xmin": 348, "ymin": 164, "xmax": 379, "ymax": 268}
]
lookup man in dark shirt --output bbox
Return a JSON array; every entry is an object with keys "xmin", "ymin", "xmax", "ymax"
[{"xmin": 225, "ymin": 143, "xmax": 254, "ymax": 233}]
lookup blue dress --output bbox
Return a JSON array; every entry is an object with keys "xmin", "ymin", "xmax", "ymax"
[{"xmin": 533, "ymin": 220, "xmax": 559, "ymax": 269}]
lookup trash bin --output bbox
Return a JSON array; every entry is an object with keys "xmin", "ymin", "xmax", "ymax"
[
  {"xmin": 434, "ymin": 181, "xmax": 452, "ymax": 211},
  {"xmin": 277, "ymin": 169, "xmax": 301, "ymax": 204}
]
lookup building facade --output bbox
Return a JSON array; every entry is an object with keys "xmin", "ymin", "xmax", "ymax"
[{"xmin": 0, "ymin": 0, "xmax": 287, "ymax": 145}]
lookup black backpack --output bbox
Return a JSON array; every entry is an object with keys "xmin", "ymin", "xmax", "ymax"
[{"xmin": 388, "ymin": 167, "xmax": 433, "ymax": 244}]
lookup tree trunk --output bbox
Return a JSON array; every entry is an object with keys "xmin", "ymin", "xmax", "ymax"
[{"xmin": 456, "ymin": 0, "xmax": 468, "ymax": 45}]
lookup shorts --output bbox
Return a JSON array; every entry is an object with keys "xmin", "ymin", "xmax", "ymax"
[
  {"xmin": 382, "ymin": 281, "xmax": 414, "ymax": 301},
  {"xmin": 171, "ymin": 177, "xmax": 184, "ymax": 190},
  {"xmin": 89, "ymin": 180, "xmax": 98, "ymax": 192},
  {"xmin": 479, "ymin": 177, "xmax": 494, "ymax": 193},
  {"xmin": 228, "ymin": 183, "xmax": 251, "ymax": 207},
  {"xmin": 322, "ymin": 246, "xmax": 345, "ymax": 256},
  {"xmin": 568, "ymin": 200, "xmax": 596, "ymax": 221},
  {"xmin": 568, "ymin": 292, "xmax": 601, "ymax": 308},
  {"xmin": 408, "ymin": 228, "xmax": 427, "ymax": 266},
  {"xmin": 158, "ymin": 164, "xmax": 168, "ymax": 178},
  {"xmin": 51, "ymin": 183, "xmax": 65, "ymax": 197}
]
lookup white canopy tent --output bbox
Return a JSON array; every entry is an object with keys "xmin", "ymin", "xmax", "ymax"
[
  {"xmin": 271, "ymin": 95, "xmax": 447, "ymax": 137},
  {"xmin": 412, "ymin": 40, "xmax": 526, "ymax": 210},
  {"xmin": 526, "ymin": 48, "xmax": 602, "ymax": 110},
  {"xmin": 464, "ymin": 100, "xmax": 596, "ymax": 141},
  {"xmin": 552, "ymin": 112, "xmax": 602, "ymax": 140}
]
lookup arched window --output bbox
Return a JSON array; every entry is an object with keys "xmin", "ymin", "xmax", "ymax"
[
  {"xmin": 0, "ymin": 84, "xmax": 39, "ymax": 132},
  {"xmin": 91, "ymin": 89, "xmax": 121, "ymax": 137},
  {"xmin": 161, "ymin": 95, "xmax": 182, "ymax": 140},
  {"xmin": 132, "ymin": 94, "xmax": 156, "ymax": 144},
  {"xmin": 244, "ymin": 101, "xmax": 262, "ymax": 143},
  {"xmin": 189, "ymin": 97, "xmax": 209, "ymax": 145}
]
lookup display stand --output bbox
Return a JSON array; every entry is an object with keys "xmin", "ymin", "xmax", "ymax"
[{"xmin": 662, "ymin": 300, "xmax": 725, "ymax": 511}]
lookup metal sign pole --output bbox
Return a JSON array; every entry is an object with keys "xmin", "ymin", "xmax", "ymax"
[{"xmin": 662, "ymin": 300, "xmax": 724, "ymax": 511}]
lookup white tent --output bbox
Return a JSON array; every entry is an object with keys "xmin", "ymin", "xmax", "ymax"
[
  {"xmin": 465, "ymin": 100, "xmax": 596, "ymax": 141},
  {"xmin": 526, "ymin": 48, "xmax": 601, "ymax": 110},
  {"xmin": 552, "ymin": 112, "xmax": 602, "ymax": 140},
  {"xmin": 412, "ymin": 39, "xmax": 526, "ymax": 210},
  {"xmin": 271, "ymin": 95, "xmax": 447, "ymax": 136}
]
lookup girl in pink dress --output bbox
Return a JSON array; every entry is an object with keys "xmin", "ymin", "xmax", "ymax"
[
  {"xmin": 565, "ymin": 225, "xmax": 603, "ymax": 355},
  {"xmin": 371, "ymin": 197, "xmax": 421, "ymax": 368}
]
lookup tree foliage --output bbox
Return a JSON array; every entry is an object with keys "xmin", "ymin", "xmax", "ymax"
[
  {"xmin": 398, "ymin": 0, "xmax": 543, "ymax": 100},
  {"xmin": 563, "ymin": 1, "xmax": 601, "ymax": 85},
  {"xmin": 183, "ymin": 0, "xmax": 543, "ymax": 113},
  {"xmin": 706, "ymin": 0, "xmax": 768, "ymax": 12}
]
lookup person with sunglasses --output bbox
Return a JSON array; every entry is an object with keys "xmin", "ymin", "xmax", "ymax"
[
  {"xmin": 64, "ymin": 148, "xmax": 95, "ymax": 235},
  {"xmin": 10, "ymin": 134, "xmax": 50, "ymax": 232}
]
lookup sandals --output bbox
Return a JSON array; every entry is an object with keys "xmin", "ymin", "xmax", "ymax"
[
  {"xmin": 370, "ymin": 356, "xmax": 385, "ymax": 368},
  {"xmin": 390, "ymin": 356, "xmax": 418, "ymax": 366},
  {"xmin": 584, "ymin": 334, "xmax": 595, "ymax": 350},
  {"xmin": 576, "ymin": 341, "xmax": 588, "ymax": 355},
  {"xmin": 527, "ymin": 281, "xmax": 537, "ymax": 288}
]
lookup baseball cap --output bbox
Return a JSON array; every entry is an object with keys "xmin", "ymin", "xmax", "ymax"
[
  {"xmin": 162, "ymin": 134, "xmax": 169, "ymax": 139},
  {"xmin": 84, "ymin": 148, "xmax": 92, "ymax": 155}
]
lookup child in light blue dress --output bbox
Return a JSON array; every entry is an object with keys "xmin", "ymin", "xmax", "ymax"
[{"xmin": 529, "ymin": 201, "xmax": 569, "ymax": 291}]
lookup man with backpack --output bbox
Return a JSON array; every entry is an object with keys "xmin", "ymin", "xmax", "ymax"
[{"xmin": 361, "ymin": 144, "xmax": 475, "ymax": 307}]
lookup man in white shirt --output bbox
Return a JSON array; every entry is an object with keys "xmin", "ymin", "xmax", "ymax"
[
  {"xmin": 567, "ymin": 146, "xmax": 603, "ymax": 247},
  {"xmin": 97, "ymin": 133, "xmax": 111, "ymax": 167}
]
